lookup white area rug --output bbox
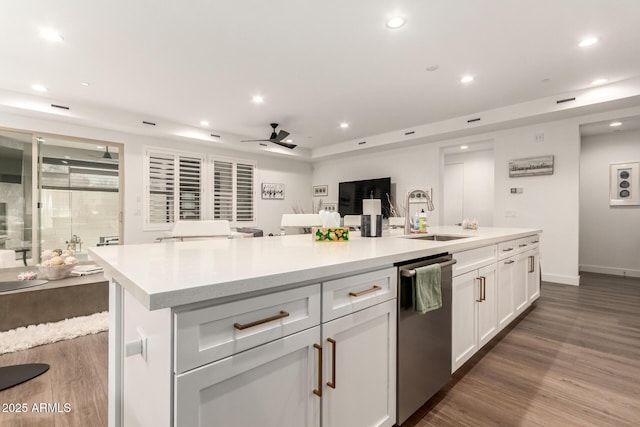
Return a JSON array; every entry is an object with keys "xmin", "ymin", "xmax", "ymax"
[{"xmin": 0, "ymin": 311, "xmax": 108, "ymax": 355}]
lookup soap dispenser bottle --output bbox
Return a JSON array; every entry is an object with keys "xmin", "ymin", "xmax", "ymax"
[
  {"xmin": 419, "ymin": 209, "xmax": 427, "ymax": 232},
  {"xmin": 413, "ymin": 211, "xmax": 420, "ymax": 231}
]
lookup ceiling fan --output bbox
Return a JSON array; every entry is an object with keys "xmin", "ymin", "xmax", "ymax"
[
  {"xmin": 241, "ymin": 123, "xmax": 296, "ymax": 149},
  {"xmin": 88, "ymin": 146, "xmax": 118, "ymax": 161}
]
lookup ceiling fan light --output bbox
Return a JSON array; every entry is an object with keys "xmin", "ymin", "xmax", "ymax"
[{"xmin": 386, "ymin": 17, "xmax": 406, "ymax": 29}]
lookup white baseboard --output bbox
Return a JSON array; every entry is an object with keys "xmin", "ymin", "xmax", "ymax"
[
  {"xmin": 579, "ymin": 264, "xmax": 640, "ymax": 279},
  {"xmin": 542, "ymin": 273, "xmax": 580, "ymax": 286}
]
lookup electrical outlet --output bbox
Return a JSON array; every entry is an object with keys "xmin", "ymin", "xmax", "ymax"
[{"xmin": 534, "ymin": 133, "xmax": 545, "ymax": 143}]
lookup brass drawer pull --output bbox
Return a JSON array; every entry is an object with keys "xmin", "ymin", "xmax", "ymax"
[
  {"xmin": 349, "ymin": 285, "xmax": 381, "ymax": 297},
  {"xmin": 327, "ymin": 338, "xmax": 336, "ymax": 389},
  {"xmin": 476, "ymin": 277, "xmax": 483, "ymax": 302},
  {"xmin": 234, "ymin": 310, "xmax": 290, "ymax": 330},
  {"xmin": 313, "ymin": 343, "xmax": 322, "ymax": 397},
  {"xmin": 519, "ymin": 243, "xmax": 528, "ymax": 247},
  {"xmin": 531, "ymin": 240, "xmax": 539, "ymax": 244},
  {"xmin": 502, "ymin": 248, "xmax": 513, "ymax": 252},
  {"xmin": 504, "ymin": 260, "xmax": 515, "ymax": 265}
]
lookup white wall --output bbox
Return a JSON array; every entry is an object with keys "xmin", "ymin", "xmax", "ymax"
[
  {"xmin": 313, "ymin": 119, "xmax": 582, "ymax": 285},
  {"xmin": 443, "ymin": 149, "xmax": 494, "ymax": 226},
  {"xmin": 580, "ymin": 129, "xmax": 640, "ymax": 277},
  {"xmin": 0, "ymin": 113, "xmax": 312, "ymax": 243}
]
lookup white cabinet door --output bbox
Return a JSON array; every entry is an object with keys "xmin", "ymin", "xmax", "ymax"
[
  {"xmin": 526, "ymin": 249, "xmax": 540, "ymax": 302},
  {"xmin": 321, "ymin": 300, "xmax": 396, "ymax": 427},
  {"xmin": 477, "ymin": 263, "xmax": 498, "ymax": 348},
  {"xmin": 497, "ymin": 257, "xmax": 515, "ymax": 331},
  {"xmin": 452, "ymin": 270, "xmax": 479, "ymax": 372},
  {"xmin": 175, "ymin": 326, "xmax": 321, "ymax": 427},
  {"xmin": 514, "ymin": 253, "xmax": 529, "ymax": 315}
]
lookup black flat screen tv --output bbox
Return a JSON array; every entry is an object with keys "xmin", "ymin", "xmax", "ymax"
[{"xmin": 338, "ymin": 177, "xmax": 391, "ymax": 218}]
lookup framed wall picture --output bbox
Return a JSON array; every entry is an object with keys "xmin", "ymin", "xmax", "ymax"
[
  {"xmin": 261, "ymin": 183, "xmax": 285, "ymax": 200},
  {"xmin": 313, "ymin": 185, "xmax": 328, "ymax": 197},
  {"xmin": 509, "ymin": 155, "xmax": 554, "ymax": 177},
  {"xmin": 610, "ymin": 161, "xmax": 639, "ymax": 206}
]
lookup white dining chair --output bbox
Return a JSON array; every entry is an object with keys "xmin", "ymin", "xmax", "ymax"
[{"xmin": 280, "ymin": 214, "xmax": 323, "ymax": 235}]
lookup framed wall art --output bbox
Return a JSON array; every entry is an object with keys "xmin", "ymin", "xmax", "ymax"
[
  {"xmin": 610, "ymin": 161, "xmax": 639, "ymax": 206},
  {"xmin": 509, "ymin": 155, "xmax": 554, "ymax": 177},
  {"xmin": 261, "ymin": 183, "xmax": 285, "ymax": 200},
  {"xmin": 313, "ymin": 185, "xmax": 328, "ymax": 197}
]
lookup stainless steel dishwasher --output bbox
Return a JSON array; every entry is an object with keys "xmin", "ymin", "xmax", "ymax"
[{"xmin": 395, "ymin": 253, "xmax": 456, "ymax": 425}]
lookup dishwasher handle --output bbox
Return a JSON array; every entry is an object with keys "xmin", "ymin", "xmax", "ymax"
[{"xmin": 400, "ymin": 259, "xmax": 457, "ymax": 277}]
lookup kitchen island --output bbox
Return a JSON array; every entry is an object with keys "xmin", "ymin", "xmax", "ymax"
[{"xmin": 89, "ymin": 225, "xmax": 541, "ymax": 427}]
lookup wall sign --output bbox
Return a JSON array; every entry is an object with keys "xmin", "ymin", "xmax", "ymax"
[
  {"xmin": 508, "ymin": 155, "xmax": 554, "ymax": 177},
  {"xmin": 610, "ymin": 161, "xmax": 639, "ymax": 206},
  {"xmin": 261, "ymin": 183, "xmax": 284, "ymax": 200}
]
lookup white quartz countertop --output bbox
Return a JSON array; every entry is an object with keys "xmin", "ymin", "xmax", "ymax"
[{"xmin": 89, "ymin": 226, "xmax": 540, "ymax": 310}]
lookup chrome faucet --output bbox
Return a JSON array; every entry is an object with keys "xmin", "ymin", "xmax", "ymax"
[{"xmin": 404, "ymin": 189, "xmax": 435, "ymax": 235}]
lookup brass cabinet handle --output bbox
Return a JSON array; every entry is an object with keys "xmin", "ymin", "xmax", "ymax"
[
  {"xmin": 313, "ymin": 343, "xmax": 322, "ymax": 397},
  {"xmin": 502, "ymin": 248, "xmax": 514, "ymax": 252},
  {"xmin": 528, "ymin": 256, "xmax": 535, "ymax": 273},
  {"xmin": 233, "ymin": 310, "xmax": 290, "ymax": 330},
  {"xmin": 476, "ymin": 277, "xmax": 483, "ymax": 302},
  {"xmin": 327, "ymin": 338, "xmax": 336, "ymax": 389},
  {"xmin": 481, "ymin": 276, "xmax": 486, "ymax": 301},
  {"xmin": 531, "ymin": 240, "xmax": 539, "ymax": 244},
  {"xmin": 349, "ymin": 285, "xmax": 381, "ymax": 297},
  {"xmin": 519, "ymin": 243, "xmax": 528, "ymax": 247},
  {"xmin": 504, "ymin": 260, "xmax": 515, "ymax": 265}
]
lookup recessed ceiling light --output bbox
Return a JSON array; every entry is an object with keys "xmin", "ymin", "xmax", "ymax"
[
  {"xmin": 461, "ymin": 75, "xmax": 474, "ymax": 84},
  {"xmin": 252, "ymin": 95, "xmax": 264, "ymax": 104},
  {"xmin": 386, "ymin": 17, "xmax": 406, "ymax": 29},
  {"xmin": 340, "ymin": 123, "xmax": 349, "ymax": 129},
  {"xmin": 200, "ymin": 120, "xmax": 210, "ymax": 127},
  {"xmin": 591, "ymin": 78, "xmax": 608, "ymax": 85},
  {"xmin": 579, "ymin": 37, "xmax": 598, "ymax": 47},
  {"xmin": 32, "ymin": 84, "xmax": 47, "ymax": 92},
  {"xmin": 40, "ymin": 28, "xmax": 64, "ymax": 42},
  {"xmin": 80, "ymin": 82, "xmax": 90, "ymax": 87},
  {"xmin": 460, "ymin": 145, "xmax": 469, "ymax": 150},
  {"xmin": 609, "ymin": 122, "xmax": 622, "ymax": 127}
]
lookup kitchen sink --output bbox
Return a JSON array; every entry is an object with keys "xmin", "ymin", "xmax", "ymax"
[{"xmin": 403, "ymin": 234, "xmax": 469, "ymax": 241}]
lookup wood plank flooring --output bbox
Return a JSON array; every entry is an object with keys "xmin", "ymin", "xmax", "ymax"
[
  {"xmin": 405, "ymin": 272, "xmax": 640, "ymax": 426},
  {"xmin": 0, "ymin": 332, "xmax": 107, "ymax": 427},
  {"xmin": 0, "ymin": 272, "xmax": 638, "ymax": 426}
]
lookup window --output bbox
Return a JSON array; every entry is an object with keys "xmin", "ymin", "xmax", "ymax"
[
  {"xmin": 144, "ymin": 148, "xmax": 204, "ymax": 229},
  {"xmin": 210, "ymin": 157, "xmax": 256, "ymax": 225}
]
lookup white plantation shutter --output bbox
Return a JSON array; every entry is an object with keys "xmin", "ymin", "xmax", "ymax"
[
  {"xmin": 178, "ymin": 156, "xmax": 202, "ymax": 220},
  {"xmin": 211, "ymin": 157, "xmax": 255, "ymax": 225},
  {"xmin": 145, "ymin": 149, "xmax": 204, "ymax": 229},
  {"xmin": 147, "ymin": 152, "xmax": 176, "ymax": 226}
]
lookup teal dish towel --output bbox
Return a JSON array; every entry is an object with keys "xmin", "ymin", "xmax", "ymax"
[{"xmin": 413, "ymin": 264, "xmax": 442, "ymax": 314}]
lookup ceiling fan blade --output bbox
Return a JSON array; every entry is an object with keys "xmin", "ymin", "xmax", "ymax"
[
  {"xmin": 273, "ymin": 130, "xmax": 290, "ymax": 142},
  {"xmin": 272, "ymin": 140, "xmax": 297, "ymax": 149}
]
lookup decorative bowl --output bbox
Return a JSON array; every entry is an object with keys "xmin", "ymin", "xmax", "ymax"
[{"xmin": 38, "ymin": 264, "xmax": 75, "ymax": 280}]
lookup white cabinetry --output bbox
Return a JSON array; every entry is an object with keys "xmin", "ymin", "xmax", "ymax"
[
  {"xmin": 526, "ymin": 248, "xmax": 541, "ymax": 302},
  {"xmin": 172, "ymin": 268, "xmax": 397, "ymax": 427},
  {"xmin": 321, "ymin": 299, "xmax": 396, "ymax": 427},
  {"xmin": 452, "ymin": 247, "xmax": 497, "ymax": 372}
]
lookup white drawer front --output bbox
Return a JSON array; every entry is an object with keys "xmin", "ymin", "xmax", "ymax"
[
  {"xmin": 453, "ymin": 245, "xmax": 497, "ymax": 276},
  {"xmin": 497, "ymin": 239, "xmax": 518, "ymax": 260},
  {"xmin": 522, "ymin": 234, "xmax": 540, "ymax": 250},
  {"xmin": 322, "ymin": 267, "xmax": 397, "ymax": 322},
  {"xmin": 174, "ymin": 284, "xmax": 320, "ymax": 374}
]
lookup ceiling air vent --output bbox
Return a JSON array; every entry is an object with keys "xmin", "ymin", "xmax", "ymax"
[
  {"xmin": 358, "ymin": 141, "xmax": 367, "ymax": 145},
  {"xmin": 142, "ymin": 121, "xmax": 156, "ymax": 126},
  {"xmin": 210, "ymin": 134, "xmax": 220, "ymax": 138},
  {"xmin": 51, "ymin": 104, "xmax": 69, "ymax": 110},
  {"xmin": 467, "ymin": 117, "xmax": 481, "ymax": 123},
  {"xmin": 404, "ymin": 131, "xmax": 415, "ymax": 136},
  {"xmin": 556, "ymin": 97, "xmax": 576, "ymax": 104}
]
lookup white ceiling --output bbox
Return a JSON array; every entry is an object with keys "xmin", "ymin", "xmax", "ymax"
[{"xmin": 1, "ymin": 1, "xmax": 640, "ymax": 151}]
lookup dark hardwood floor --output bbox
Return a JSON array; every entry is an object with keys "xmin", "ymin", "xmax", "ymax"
[
  {"xmin": 1, "ymin": 272, "xmax": 638, "ymax": 426},
  {"xmin": 406, "ymin": 272, "xmax": 640, "ymax": 427}
]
